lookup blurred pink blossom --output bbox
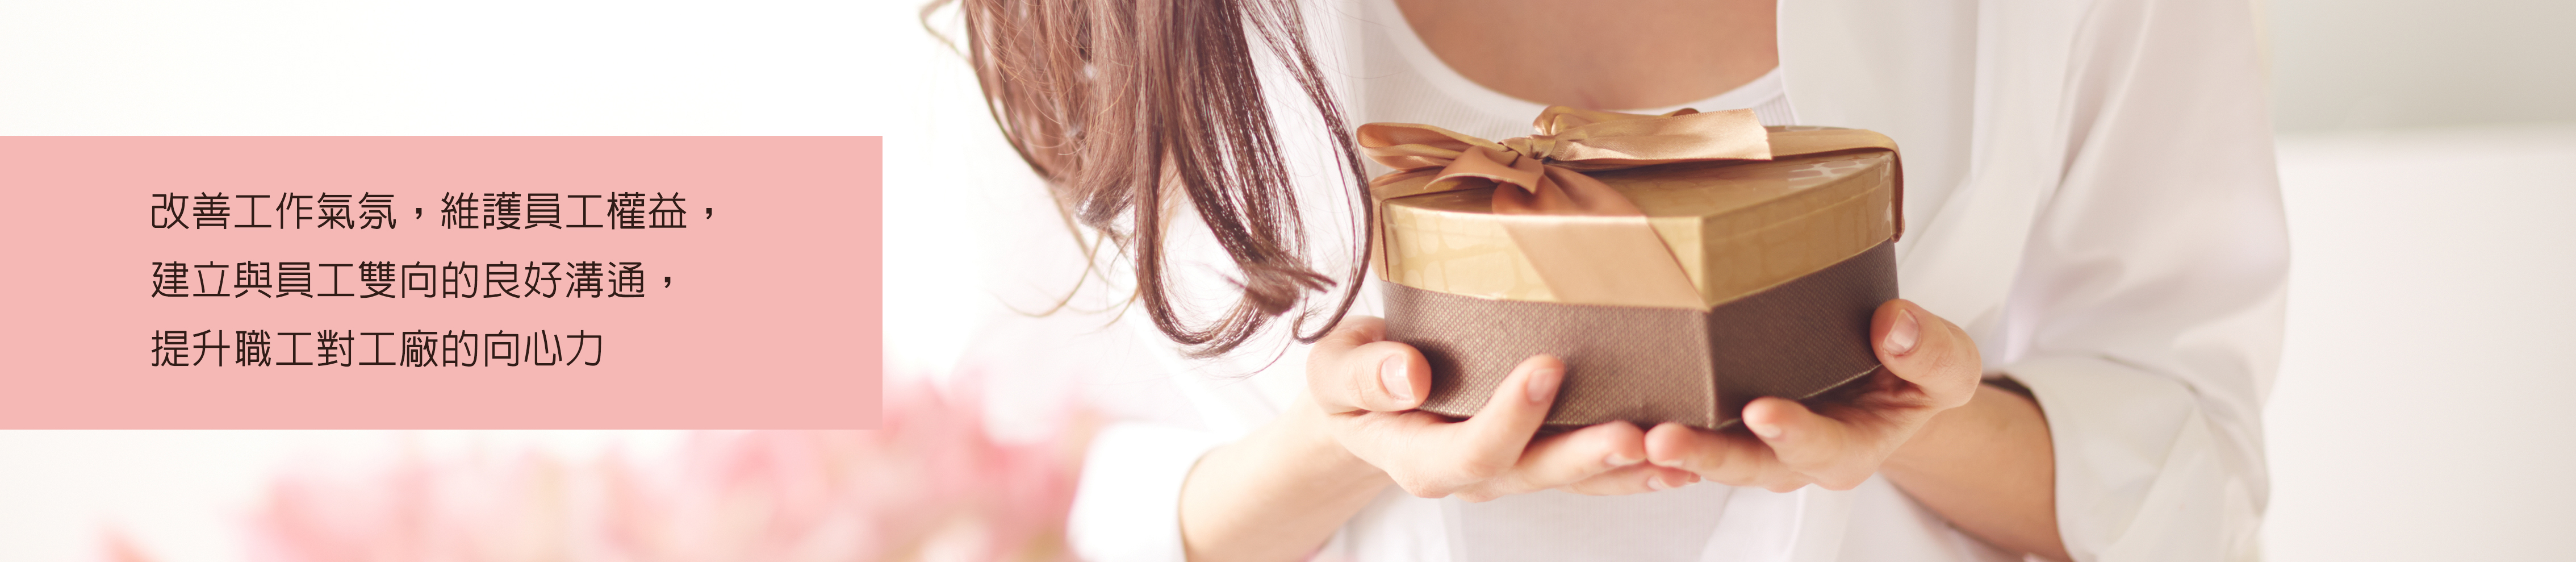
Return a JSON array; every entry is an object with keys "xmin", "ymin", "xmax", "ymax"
[{"xmin": 121, "ymin": 379, "xmax": 1092, "ymax": 562}]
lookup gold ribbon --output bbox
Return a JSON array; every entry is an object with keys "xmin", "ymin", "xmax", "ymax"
[{"xmin": 1358, "ymin": 106, "xmax": 1902, "ymax": 310}]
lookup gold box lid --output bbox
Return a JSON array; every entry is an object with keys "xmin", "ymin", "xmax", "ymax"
[{"xmin": 1376, "ymin": 150, "xmax": 1896, "ymax": 309}]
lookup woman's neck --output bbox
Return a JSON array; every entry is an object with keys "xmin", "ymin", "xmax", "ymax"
[{"xmin": 1394, "ymin": 0, "xmax": 1779, "ymax": 111}]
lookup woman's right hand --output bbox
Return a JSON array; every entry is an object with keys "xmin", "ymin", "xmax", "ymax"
[{"xmin": 1307, "ymin": 316, "xmax": 1699, "ymax": 502}]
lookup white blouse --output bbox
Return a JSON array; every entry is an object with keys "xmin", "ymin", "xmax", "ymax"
[{"xmin": 1062, "ymin": 0, "xmax": 2285, "ymax": 559}]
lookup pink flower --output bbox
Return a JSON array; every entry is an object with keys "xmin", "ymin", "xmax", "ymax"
[{"xmin": 203, "ymin": 378, "xmax": 1088, "ymax": 562}]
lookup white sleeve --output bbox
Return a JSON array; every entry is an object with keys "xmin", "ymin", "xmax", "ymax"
[
  {"xmin": 1060, "ymin": 295, "xmax": 1315, "ymax": 562},
  {"xmin": 1067, "ymin": 422, "xmax": 1224, "ymax": 562},
  {"xmin": 2000, "ymin": 0, "xmax": 2285, "ymax": 560}
]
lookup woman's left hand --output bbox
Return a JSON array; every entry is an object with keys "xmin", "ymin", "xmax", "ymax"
[{"xmin": 1644, "ymin": 298, "xmax": 1985, "ymax": 492}]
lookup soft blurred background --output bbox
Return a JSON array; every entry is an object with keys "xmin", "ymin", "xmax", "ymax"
[{"xmin": 1, "ymin": 0, "xmax": 2570, "ymax": 560}]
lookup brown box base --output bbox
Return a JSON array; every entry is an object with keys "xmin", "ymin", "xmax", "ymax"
[{"xmin": 1386, "ymin": 240, "xmax": 1899, "ymax": 431}]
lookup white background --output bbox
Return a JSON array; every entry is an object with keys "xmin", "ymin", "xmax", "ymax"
[{"xmin": 1, "ymin": 0, "xmax": 2570, "ymax": 560}]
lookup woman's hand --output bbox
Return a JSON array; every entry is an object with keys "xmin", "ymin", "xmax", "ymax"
[
  {"xmin": 1642, "ymin": 299, "xmax": 1985, "ymax": 492},
  {"xmin": 1180, "ymin": 315, "xmax": 1704, "ymax": 561},
  {"xmin": 1308, "ymin": 317, "xmax": 1701, "ymax": 501}
]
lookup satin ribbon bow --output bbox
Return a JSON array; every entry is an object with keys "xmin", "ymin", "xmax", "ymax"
[
  {"xmin": 1357, "ymin": 106, "xmax": 1900, "ymax": 309},
  {"xmin": 1358, "ymin": 106, "xmax": 1774, "ymax": 216}
]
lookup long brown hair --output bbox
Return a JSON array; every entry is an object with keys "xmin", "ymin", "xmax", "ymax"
[{"xmin": 928, "ymin": 0, "xmax": 1370, "ymax": 358}]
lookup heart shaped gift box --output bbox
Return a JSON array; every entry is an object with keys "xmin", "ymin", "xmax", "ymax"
[{"xmin": 1364, "ymin": 107, "xmax": 1903, "ymax": 431}]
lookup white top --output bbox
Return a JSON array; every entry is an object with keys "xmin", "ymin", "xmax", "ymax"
[{"xmin": 1062, "ymin": 0, "xmax": 2286, "ymax": 559}]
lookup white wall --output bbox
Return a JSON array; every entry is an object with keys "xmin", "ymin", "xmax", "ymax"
[
  {"xmin": 2265, "ymin": 124, "xmax": 2576, "ymax": 561},
  {"xmin": 2263, "ymin": 0, "xmax": 2576, "ymax": 131},
  {"xmin": 2257, "ymin": 1, "xmax": 2576, "ymax": 559}
]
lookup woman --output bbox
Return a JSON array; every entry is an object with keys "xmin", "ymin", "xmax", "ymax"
[{"xmin": 945, "ymin": 0, "xmax": 2284, "ymax": 560}]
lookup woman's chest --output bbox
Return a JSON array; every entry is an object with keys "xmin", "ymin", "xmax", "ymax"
[{"xmin": 1390, "ymin": 0, "xmax": 1779, "ymax": 110}]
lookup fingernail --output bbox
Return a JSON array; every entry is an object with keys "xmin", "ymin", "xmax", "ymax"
[
  {"xmin": 1524, "ymin": 365, "xmax": 1562, "ymax": 406},
  {"xmin": 1607, "ymin": 452, "xmax": 1638, "ymax": 467},
  {"xmin": 1379, "ymin": 356, "xmax": 1412, "ymax": 403},
  {"xmin": 1883, "ymin": 309, "xmax": 1921, "ymax": 356},
  {"xmin": 1750, "ymin": 423, "xmax": 1783, "ymax": 440},
  {"xmin": 1647, "ymin": 476, "xmax": 1672, "ymax": 491}
]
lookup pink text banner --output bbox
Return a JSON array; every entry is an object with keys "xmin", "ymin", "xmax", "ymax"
[{"xmin": 0, "ymin": 136, "xmax": 883, "ymax": 428}]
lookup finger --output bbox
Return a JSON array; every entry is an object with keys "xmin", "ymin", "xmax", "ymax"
[
  {"xmin": 1306, "ymin": 317, "xmax": 1431, "ymax": 413},
  {"xmin": 1644, "ymin": 421, "xmax": 1790, "ymax": 488},
  {"xmin": 1331, "ymin": 409, "xmax": 1484, "ymax": 497},
  {"xmin": 1742, "ymin": 397, "xmax": 1875, "ymax": 490},
  {"xmin": 1361, "ymin": 340, "xmax": 1431, "ymax": 412},
  {"xmin": 1449, "ymin": 355, "xmax": 1564, "ymax": 452},
  {"xmin": 1458, "ymin": 421, "xmax": 1646, "ymax": 501},
  {"xmin": 1561, "ymin": 464, "xmax": 1701, "ymax": 496},
  {"xmin": 1399, "ymin": 355, "xmax": 1562, "ymax": 499},
  {"xmin": 1871, "ymin": 300, "xmax": 1982, "ymax": 407},
  {"xmin": 1335, "ymin": 355, "xmax": 1562, "ymax": 500}
]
